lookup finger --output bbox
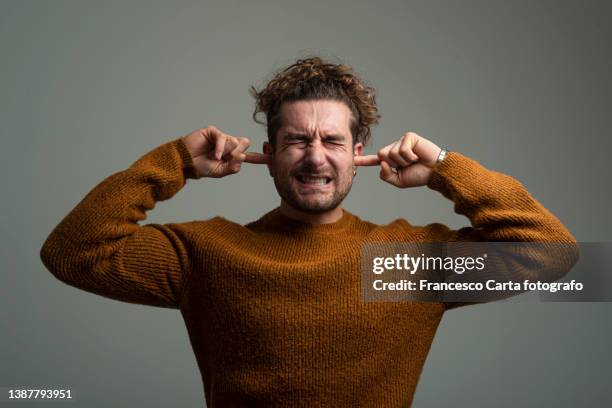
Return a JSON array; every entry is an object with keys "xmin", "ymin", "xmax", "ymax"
[
  {"xmin": 227, "ymin": 161, "xmax": 242, "ymax": 174},
  {"xmin": 389, "ymin": 142, "xmax": 411, "ymax": 167},
  {"xmin": 399, "ymin": 134, "xmax": 420, "ymax": 163},
  {"xmin": 227, "ymin": 137, "xmax": 251, "ymax": 162},
  {"xmin": 244, "ymin": 152, "xmax": 272, "ymax": 164},
  {"xmin": 380, "ymin": 160, "xmax": 401, "ymax": 187},
  {"xmin": 377, "ymin": 146, "xmax": 399, "ymax": 169},
  {"xmin": 354, "ymin": 155, "xmax": 380, "ymax": 166},
  {"xmin": 213, "ymin": 132, "xmax": 227, "ymax": 161},
  {"xmin": 220, "ymin": 136, "xmax": 240, "ymax": 161}
]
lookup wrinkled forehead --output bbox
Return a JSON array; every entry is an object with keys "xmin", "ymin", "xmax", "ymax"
[{"xmin": 278, "ymin": 100, "xmax": 352, "ymax": 137}]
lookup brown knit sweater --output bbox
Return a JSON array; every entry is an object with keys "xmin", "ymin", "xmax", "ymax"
[{"xmin": 40, "ymin": 138, "xmax": 577, "ymax": 407}]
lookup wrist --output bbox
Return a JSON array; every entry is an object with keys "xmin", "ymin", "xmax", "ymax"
[
  {"xmin": 181, "ymin": 135, "xmax": 199, "ymax": 159},
  {"xmin": 436, "ymin": 147, "xmax": 448, "ymax": 165},
  {"xmin": 175, "ymin": 137, "xmax": 199, "ymax": 179}
]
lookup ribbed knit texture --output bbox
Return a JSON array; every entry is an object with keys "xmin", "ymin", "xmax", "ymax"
[{"xmin": 40, "ymin": 138, "xmax": 577, "ymax": 407}]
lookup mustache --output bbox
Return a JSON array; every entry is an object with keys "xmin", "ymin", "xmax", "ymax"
[{"xmin": 290, "ymin": 165, "xmax": 336, "ymax": 177}]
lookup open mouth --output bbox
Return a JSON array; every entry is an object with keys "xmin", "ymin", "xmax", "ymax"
[{"xmin": 295, "ymin": 174, "xmax": 332, "ymax": 185}]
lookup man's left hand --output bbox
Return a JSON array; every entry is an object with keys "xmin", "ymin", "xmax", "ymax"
[{"xmin": 354, "ymin": 132, "xmax": 442, "ymax": 188}]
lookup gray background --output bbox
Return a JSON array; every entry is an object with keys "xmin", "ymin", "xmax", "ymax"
[{"xmin": 2, "ymin": 0, "xmax": 611, "ymax": 406}]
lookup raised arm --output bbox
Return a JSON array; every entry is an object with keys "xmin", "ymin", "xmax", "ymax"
[
  {"xmin": 427, "ymin": 151, "xmax": 579, "ymax": 308},
  {"xmin": 356, "ymin": 131, "xmax": 578, "ymax": 243},
  {"xmin": 358, "ymin": 131, "xmax": 579, "ymax": 308},
  {"xmin": 40, "ymin": 126, "xmax": 260, "ymax": 308},
  {"xmin": 426, "ymin": 151, "xmax": 577, "ymax": 244}
]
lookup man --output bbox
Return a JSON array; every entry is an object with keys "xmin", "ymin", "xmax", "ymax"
[{"xmin": 40, "ymin": 56, "xmax": 577, "ymax": 407}]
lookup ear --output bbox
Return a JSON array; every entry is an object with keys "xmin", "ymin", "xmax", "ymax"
[
  {"xmin": 353, "ymin": 141, "xmax": 364, "ymax": 157},
  {"xmin": 263, "ymin": 141, "xmax": 275, "ymax": 177}
]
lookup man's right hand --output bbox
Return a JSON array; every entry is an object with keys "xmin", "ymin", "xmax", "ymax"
[{"xmin": 181, "ymin": 126, "xmax": 270, "ymax": 179}]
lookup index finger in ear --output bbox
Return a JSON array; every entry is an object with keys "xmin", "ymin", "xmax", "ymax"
[
  {"xmin": 244, "ymin": 152, "xmax": 273, "ymax": 164},
  {"xmin": 354, "ymin": 155, "xmax": 381, "ymax": 166}
]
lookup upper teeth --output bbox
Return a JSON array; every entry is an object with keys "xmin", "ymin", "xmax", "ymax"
[{"xmin": 301, "ymin": 176, "xmax": 328, "ymax": 184}]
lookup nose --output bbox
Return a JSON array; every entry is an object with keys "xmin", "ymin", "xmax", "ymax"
[{"xmin": 303, "ymin": 140, "xmax": 327, "ymax": 169}]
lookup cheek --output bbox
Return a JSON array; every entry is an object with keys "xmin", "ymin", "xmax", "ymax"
[
  {"xmin": 328, "ymin": 154, "xmax": 353, "ymax": 176},
  {"xmin": 278, "ymin": 150, "xmax": 305, "ymax": 167},
  {"xmin": 274, "ymin": 153, "xmax": 302, "ymax": 176}
]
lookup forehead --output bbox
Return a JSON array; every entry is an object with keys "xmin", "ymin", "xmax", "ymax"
[{"xmin": 278, "ymin": 100, "xmax": 352, "ymax": 134}]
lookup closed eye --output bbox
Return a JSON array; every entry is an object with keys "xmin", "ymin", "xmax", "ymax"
[
  {"xmin": 286, "ymin": 139, "xmax": 308, "ymax": 147},
  {"xmin": 283, "ymin": 133, "xmax": 346, "ymax": 148}
]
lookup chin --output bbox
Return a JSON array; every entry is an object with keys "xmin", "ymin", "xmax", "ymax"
[
  {"xmin": 294, "ymin": 188, "xmax": 340, "ymax": 210},
  {"xmin": 295, "ymin": 201, "xmax": 338, "ymax": 214},
  {"xmin": 274, "ymin": 176, "xmax": 350, "ymax": 214},
  {"xmin": 286, "ymin": 193, "xmax": 340, "ymax": 214}
]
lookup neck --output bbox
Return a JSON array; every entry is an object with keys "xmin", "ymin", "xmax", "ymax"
[{"xmin": 279, "ymin": 200, "xmax": 344, "ymax": 225}]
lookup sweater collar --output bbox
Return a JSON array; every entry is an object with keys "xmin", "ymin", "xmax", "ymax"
[{"xmin": 257, "ymin": 206, "xmax": 356, "ymax": 234}]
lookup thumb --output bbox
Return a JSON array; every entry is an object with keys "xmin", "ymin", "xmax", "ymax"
[{"xmin": 380, "ymin": 160, "xmax": 401, "ymax": 187}]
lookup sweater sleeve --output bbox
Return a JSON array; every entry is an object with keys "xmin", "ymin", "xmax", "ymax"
[
  {"xmin": 426, "ymin": 152, "xmax": 579, "ymax": 309},
  {"xmin": 427, "ymin": 152, "xmax": 577, "ymax": 243},
  {"xmin": 40, "ymin": 138, "xmax": 198, "ymax": 309}
]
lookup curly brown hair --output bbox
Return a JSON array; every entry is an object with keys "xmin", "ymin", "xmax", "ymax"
[{"xmin": 249, "ymin": 56, "xmax": 380, "ymax": 147}]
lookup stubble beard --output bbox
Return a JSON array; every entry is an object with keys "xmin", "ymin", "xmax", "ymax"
[{"xmin": 273, "ymin": 168, "xmax": 354, "ymax": 214}]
